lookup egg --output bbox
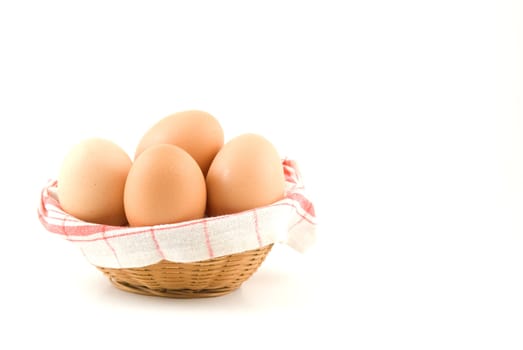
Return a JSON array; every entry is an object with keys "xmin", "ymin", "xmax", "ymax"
[
  {"xmin": 57, "ymin": 138, "xmax": 132, "ymax": 226},
  {"xmin": 124, "ymin": 144, "xmax": 206, "ymax": 227},
  {"xmin": 206, "ymin": 133, "xmax": 285, "ymax": 216},
  {"xmin": 135, "ymin": 110, "xmax": 223, "ymax": 175}
]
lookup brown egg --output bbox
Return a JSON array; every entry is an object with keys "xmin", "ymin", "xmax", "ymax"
[
  {"xmin": 135, "ymin": 110, "xmax": 223, "ymax": 175},
  {"xmin": 124, "ymin": 144, "xmax": 206, "ymax": 227},
  {"xmin": 58, "ymin": 138, "xmax": 132, "ymax": 226},
  {"xmin": 206, "ymin": 133, "xmax": 285, "ymax": 216}
]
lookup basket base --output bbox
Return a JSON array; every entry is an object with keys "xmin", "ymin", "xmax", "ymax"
[
  {"xmin": 107, "ymin": 278, "xmax": 240, "ymax": 298},
  {"xmin": 97, "ymin": 244, "xmax": 273, "ymax": 298}
]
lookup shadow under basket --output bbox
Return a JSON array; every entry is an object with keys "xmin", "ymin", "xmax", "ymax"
[{"xmin": 97, "ymin": 244, "xmax": 273, "ymax": 298}]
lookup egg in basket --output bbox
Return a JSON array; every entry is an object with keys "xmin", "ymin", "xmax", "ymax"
[{"xmin": 38, "ymin": 110, "xmax": 316, "ymax": 298}]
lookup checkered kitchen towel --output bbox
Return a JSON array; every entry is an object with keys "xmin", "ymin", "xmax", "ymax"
[{"xmin": 38, "ymin": 159, "xmax": 316, "ymax": 268}]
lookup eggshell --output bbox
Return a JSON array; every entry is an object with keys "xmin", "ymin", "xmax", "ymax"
[
  {"xmin": 206, "ymin": 133, "xmax": 285, "ymax": 216},
  {"xmin": 124, "ymin": 144, "xmax": 206, "ymax": 227},
  {"xmin": 135, "ymin": 110, "xmax": 223, "ymax": 175},
  {"xmin": 57, "ymin": 138, "xmax": 131, "ymax": 226}
]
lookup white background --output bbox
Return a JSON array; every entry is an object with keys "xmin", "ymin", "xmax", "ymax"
[{"xmin": 1, "ymin": 0, "xmax": 522, "ymax": 348}]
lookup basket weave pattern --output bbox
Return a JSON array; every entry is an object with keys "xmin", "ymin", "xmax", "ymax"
[{"xmin": 97, "ymin": 244, "xmax": 273, "ymax": 298}]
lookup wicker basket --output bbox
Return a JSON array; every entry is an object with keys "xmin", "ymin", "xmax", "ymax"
[{"xmin": 96, "ymin": 244, "xmax": 273, "ymax": 298}]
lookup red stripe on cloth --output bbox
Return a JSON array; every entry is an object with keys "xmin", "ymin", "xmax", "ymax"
[
  {"xmin": 39, "ymin": 188, "xmax": 48, "ymax": 214},
  {"xmin": 286, "ymin": 192, "xmax": 316, "ymax": 217},
  {"xmin": 202, "ymin": 220, "xmax": 214, "ymax": 258},
  {"xmin": 42, "ymin": 221, "xmax": 111, "ymax": 236},
  {"xmin": 284, "ymin": 169, "xmax": 295, "ymax": 183},
  {"xmin": 283, "ymin": 162, "xmax": 297, "ymax": 184},
  {"xmin": 102, "ymin": 225, "xmax": 121, "ymax": 267},
  {"xmin": 253, "ymin": 209, "xmax": 262, "ymax": 247},
  {"xmin": 284, "ymin": 201, "xmax": 316, "ymax": 225},
  {"xmin": 64, "ymin": 227, "xmax": 144, "ymax": 242},
  {"xmin": 150, "ymin": 228, "xmax": 165, "ymax": 260}
]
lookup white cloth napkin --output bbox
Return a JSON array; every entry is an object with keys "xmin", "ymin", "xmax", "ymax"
[{"xmin": 38, "ymin": 159, "xmax": 316, "ymax": 268}]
